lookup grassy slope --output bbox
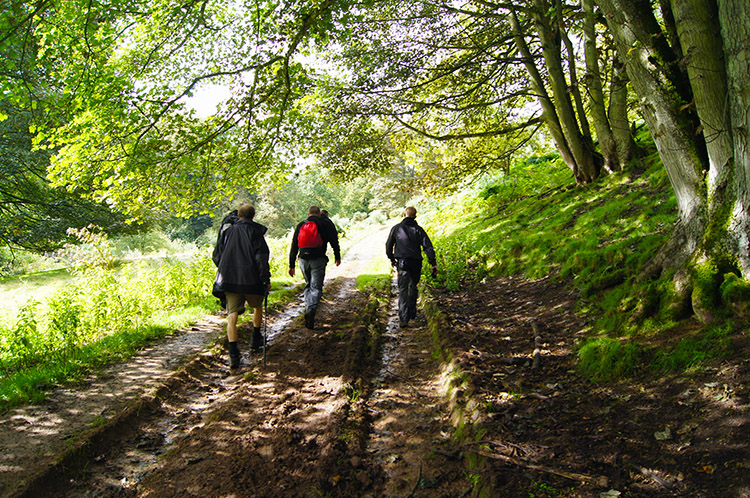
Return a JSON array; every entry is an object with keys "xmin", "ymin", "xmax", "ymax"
[{"xmin": 421, "ymin": 151, "xmax": 746, "ymax": 381}]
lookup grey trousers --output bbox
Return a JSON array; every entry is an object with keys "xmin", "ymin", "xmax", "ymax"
[
  {"xmin": 397, "ymin": 268, "xmax": 421, "ymax": 323},
  {"xmin": 298, "ymin": 256, "xmax": 328, "ymax": 315}
]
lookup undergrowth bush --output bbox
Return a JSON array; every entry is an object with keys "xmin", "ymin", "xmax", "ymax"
[{"xmin": 0, "ymin": 250, "xmax": 217, "ymax": 410}]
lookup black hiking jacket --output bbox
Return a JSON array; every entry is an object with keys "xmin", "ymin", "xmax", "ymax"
[
  {"xmin": 288, "ymin": 215, "xmax": 341, "ymax": 269},
  {"xmin": 213, "ymin": 218, "xmax": 271, "ymax": 296},
  {"xmin": 385, "ymin": 217, "xmax": 437, "ymax": 266}
]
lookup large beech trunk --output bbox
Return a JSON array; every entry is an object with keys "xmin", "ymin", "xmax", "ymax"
[
  {"xmin": 718, "ymin": 1, "xmax": 750, "ymax": 274},
  {"xmin": 596, "ymin": 0, "xmax": 750, "ymax": 317}
]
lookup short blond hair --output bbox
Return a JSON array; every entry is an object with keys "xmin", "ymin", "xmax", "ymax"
[{"xmin": 404, "ymin": 206, "xmax": 417, "ymax": 218}]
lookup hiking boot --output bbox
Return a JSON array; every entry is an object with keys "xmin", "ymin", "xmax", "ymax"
[
  {"xmin": 250, "ymin": 327, "xmax": 264, "ymax": 352},
  {"xmin": 229, "ymin": 352, "xmax": 240, "ymax": 369},
  {"xmin": 304, "ymin": 311, "xmax": 315, "ymax": 330},
  {"xmin": 228, "ymin": 342, "xmax": 241, "ymax": 369},
  {"xmin": 399, "ymin": 318, "xmax": 410, "ymax": 328}
]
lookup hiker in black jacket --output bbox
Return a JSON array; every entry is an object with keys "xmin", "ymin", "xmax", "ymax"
[
  {"xmin": 213, "ymin": 204, "xmax": 271, "ymax": 369},
  {"xmin": 288, "ymin": 206, "xmax": 341, "ymax": 329},
  {"xmin": 386, "ymin": 206, "xmax": 438, "ymax": 328}
]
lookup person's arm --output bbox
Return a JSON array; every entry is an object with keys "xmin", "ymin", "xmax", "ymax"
[
  {"xmin": 289, "ymin": 223, "xmax": 301, "ymax": 276},
  {"xmin": 421, "ymin": 228, "xmax": 437, "ymax": 267},
  {"xmin": 385, "ymin": 226, "xmax": 397, "ymax": 266},
  {"xmin": 324, "ymin": 219, "xmax": 342, "ymax": 264}
]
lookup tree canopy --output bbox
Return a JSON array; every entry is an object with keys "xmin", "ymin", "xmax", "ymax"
[{"xmin": 2, "ymin": 0, "xmax": 750, "ymax": 319}]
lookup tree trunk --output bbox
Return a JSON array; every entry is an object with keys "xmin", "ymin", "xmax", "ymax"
[
  {"xmin": 582, "ymin": 0, "xmax": 619, "ymax": 173},
  {"xmin": 532, "ymin": 0, "xmax": 600, "ymax": 183},
  {"xmin": 718, "ymin": 1, "xmax": 750, "ymax": 274},
  {"xmin": 508, "ymin": 7, "xmax": 578, "ymax": 178},
  {"xmin": 597, "ymin": 0, "xmax": 750, "ymax": 320},
  {"xmin": 608, "ymin": 56, "xmax": 634, "ymax": 171},
  {"xmin": 596, "ymin": 0, "xmax": 706, "ymax": 229},
  {"xmin": 557, "ymin": 0, "xmax": 593, "ymax": 145},
  {"xmin": 671, "ymin": 1, "xmax": 733, "ymax": 208}
]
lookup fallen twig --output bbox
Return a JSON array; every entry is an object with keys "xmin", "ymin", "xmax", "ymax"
[
  {"xmin": 467, "ymin": 448, "xmax": 596, "ymax": 483},
  {"xmin": 531, "ymin": 322, "xmax": 541, "ymax": 370}
]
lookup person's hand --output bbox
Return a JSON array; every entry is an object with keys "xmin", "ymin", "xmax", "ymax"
[
  {"xmin": 431, "ymin": 265, "xmax": 438, "ymax": 278},
  {"xmin": 266, "ymin": 282, "xmax": 272, "ymax": 293},
  {"xmin": 288, "ymin": 267, "xmax": 295, "ymax": 277},
  {"xmin": 335, "ymin": 259, "xmax": 341, "ymax": 267}
]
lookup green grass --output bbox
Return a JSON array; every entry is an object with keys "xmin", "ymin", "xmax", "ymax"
[
  {"xmin": 355, "ymin": 273, "xmax": 391, "ymax": 295},
  {"xmin": 355, "ymin": 246, "xmax": 392, "ymax": 294},
  {"xmin": 424, "ymin": 157, "xmax": 676, "ymax": 299},
  {"xmin": 0, "ymin": 268, "xmax": 75, "ymax": 323},
  {"xmin": 0, "ymin": 252, "xmax": 219, "ymax": 412},
  {"xmin": 0, "ymin": 323, "xmax": 182, "ymax": 409},
  {"xmin": 652, "ymin": 323, "xmax": 733, "ymax": 372}
]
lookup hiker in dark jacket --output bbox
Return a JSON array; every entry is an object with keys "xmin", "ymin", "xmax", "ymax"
[
  {"xmin": 213, "ymin": 204, "xmax": 271, "ymax": 369},
  {"xmin": 386, "ymin": 206, "xmax": 438, "ymax": 328},
  {"xmin": 288, "ymin": 205, "xmax": 341, "ymax": 329}
]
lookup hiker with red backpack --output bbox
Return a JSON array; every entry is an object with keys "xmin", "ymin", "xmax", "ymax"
[{"xmin": 288, "ymin": 206, "xmax": 341, "ymax": 329}]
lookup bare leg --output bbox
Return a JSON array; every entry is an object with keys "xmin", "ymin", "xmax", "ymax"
[
  {"xmin": 227, "ymin": 311, "xmax": 239, "ymax": 342},
  {"xmin": 253, "ymin": 307, "xmax": 262, "ymax": 328}
]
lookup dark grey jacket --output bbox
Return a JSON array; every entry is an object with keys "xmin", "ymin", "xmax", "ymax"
[
  {"xmin": 385, "ymin": 217, "xmax": 436, "ymax": 266},
  {"xmin": 213, "ymin": 218, "xmax": 270, "ymax": 296}
]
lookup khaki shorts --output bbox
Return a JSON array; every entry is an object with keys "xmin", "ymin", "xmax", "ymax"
[{"xmin": 225, "ymin": 292, "xmax": 264, "ymax": 315}]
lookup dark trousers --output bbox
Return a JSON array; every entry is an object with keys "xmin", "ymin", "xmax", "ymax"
[
  {"xmin": 298, "ymin": 256, "xmax": 327, "ymax": 316},
  {"xmin": 397, "ymin": 260, "xmax": 422, "ymax": 323}
]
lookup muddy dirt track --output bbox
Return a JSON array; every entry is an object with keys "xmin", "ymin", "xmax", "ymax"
[{"xmin": 1, "ymin": 227, "xmax": 749, "ymax": 497}]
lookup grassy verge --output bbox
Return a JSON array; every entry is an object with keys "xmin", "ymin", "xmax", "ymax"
[
  {"xmin": 0, "ymin": 253, "xmax": 219, "ymax": 412},
  {"xmin": 355, "ymin": 250, "xmax": 392, "ymax": 295},
  {"xmin": 422, "ymin": 285, "xmax": 490, "ymax": 497}
]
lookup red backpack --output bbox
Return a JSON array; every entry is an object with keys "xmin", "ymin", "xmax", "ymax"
[{"xmin": 298, "ymin": 220, "xmax": 323, "ymax": 248}]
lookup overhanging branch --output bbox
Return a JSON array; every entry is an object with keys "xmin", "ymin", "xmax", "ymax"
[{"xmin": 392, "ymin": 114, "xmax": 542, "ymax": 141}]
